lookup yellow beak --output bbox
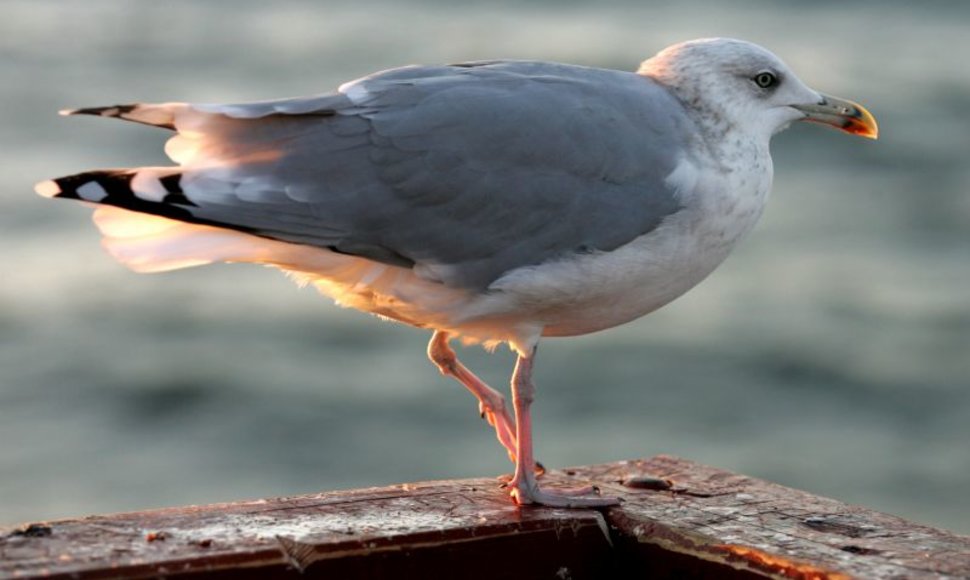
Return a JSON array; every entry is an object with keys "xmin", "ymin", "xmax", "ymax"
[{"xmin": 793, "ymin": 94, "xmax": 879, "ymax": 140}]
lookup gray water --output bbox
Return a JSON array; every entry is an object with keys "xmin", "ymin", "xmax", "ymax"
[{"xmin": 1, "ymin": 0, "xmax": 968, "ymax": 534}]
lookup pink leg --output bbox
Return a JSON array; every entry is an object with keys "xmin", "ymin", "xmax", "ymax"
[
  {"xmin": 427, "ymin": 331, "xmax": 518, "ymax": 462},
  {"xmin": 508, "ymin": 346, "xmax": 620, "ymax": 508}
]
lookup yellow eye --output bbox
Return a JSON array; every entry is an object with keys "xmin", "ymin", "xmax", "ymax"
[{"xmin": 753, "ymin": 72, "xmax": 777, "ymax": 89}]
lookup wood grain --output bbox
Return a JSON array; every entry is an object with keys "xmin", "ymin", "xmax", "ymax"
[{"xmin": 2, "ymin": 455, "xmax": 967, "ymax": 579}]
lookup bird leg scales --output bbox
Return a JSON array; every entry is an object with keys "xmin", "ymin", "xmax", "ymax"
[
  {"xmin": 507, "ymin": 347, "xmax": 620, "ymax": 508},
  {"xmin": 428, "ymin": 331, "xmax": 518, "ymax": 462}
]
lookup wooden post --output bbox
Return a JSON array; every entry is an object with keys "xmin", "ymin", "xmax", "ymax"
[{"xmin": 2, "ymin": 455, "xmax": 968, "ymax": 579}]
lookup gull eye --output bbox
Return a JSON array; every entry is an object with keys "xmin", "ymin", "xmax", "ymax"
[{"xmin": 753, "ymin": 71, "xmax": 778, "ymax": 89}]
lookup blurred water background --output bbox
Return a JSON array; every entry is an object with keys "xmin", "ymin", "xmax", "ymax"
[{"xmin": 1, "ymin": 0, "xmax": 968, "ymax": 533}]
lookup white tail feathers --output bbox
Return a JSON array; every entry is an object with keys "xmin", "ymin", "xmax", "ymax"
[
  {"xmin": 94, "ymin": 206, "xmax": 265, "ymax": 273},
  {"xmin": 89, "ymin": 206, "xmax": 479, "ymax": 339}
]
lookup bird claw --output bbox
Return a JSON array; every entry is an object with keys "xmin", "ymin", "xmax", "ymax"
[{"xmin": 509, "ymin": 482, "xmax": 620, "ymax": 508}]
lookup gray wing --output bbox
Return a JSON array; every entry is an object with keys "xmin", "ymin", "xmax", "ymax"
[{"xmin": 51, "ymin": 61, "xmax": 694, "ymax": 290}]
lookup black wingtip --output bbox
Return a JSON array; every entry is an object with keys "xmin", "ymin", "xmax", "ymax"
[
  {"xmin": 36, "ymin": 168, "xmax": 265, "ymax": 240},
  {"xmin": 39, "ymin": 170, "xmax": 134, "ymax": 203},
  {"xmin": 37, "ymin": 169, "xmax": 195, "ymax": 208},
  {"xmin": 60, "ymin": 104, "xmax": 137, "ymax": 117},
  {"xmin": 58, "ymin": 104, "xmax": 176, "ymax": 130}
]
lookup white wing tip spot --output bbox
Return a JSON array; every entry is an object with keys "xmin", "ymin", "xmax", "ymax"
[
  {"xmin": 131, "ymin": 170, "xmax": 168, "ymax": 202},
  {"xmin": 58, "ymin": 108, "xmax": 77, "ymax": 116},
  {"xmin": 34, "ymin": 180, "xmax": 61, "ymax": 198}
]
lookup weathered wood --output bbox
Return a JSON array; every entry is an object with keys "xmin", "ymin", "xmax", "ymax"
[
  {"xmin": 2, "ymin": 455, "xmax": 968, "ymax": 579},
  {"xmin": 597, "ymin": 457, "xmax": 970, "ymax": 579}
]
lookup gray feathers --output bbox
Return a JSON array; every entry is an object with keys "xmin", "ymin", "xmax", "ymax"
[{"xmin": 50, "ymin": 61, "xmax": 691, "ymax": 289}]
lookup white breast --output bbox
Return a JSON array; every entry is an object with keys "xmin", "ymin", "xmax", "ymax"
[{"xmin": 461, "ymin": 149, "xmax": 774, "ymax": 341}]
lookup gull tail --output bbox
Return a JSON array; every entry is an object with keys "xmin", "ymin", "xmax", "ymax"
[{"xmin": 91, "ymin": 205, "xmax": 273, "ymax": 274}]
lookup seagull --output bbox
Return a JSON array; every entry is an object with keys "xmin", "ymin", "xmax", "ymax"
[{"xmin": 36, "ymin": 38, "xmax": 877, "ymax": 508}]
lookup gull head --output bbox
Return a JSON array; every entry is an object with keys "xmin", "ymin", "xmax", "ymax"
[{"xmin": 639, "ymin": 38, "xmax": 877, "ymax": 143}]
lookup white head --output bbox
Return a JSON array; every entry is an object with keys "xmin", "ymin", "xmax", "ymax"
[{"xmin": 639, "ymin": 38, "xmax": 877, "ymax": 144}]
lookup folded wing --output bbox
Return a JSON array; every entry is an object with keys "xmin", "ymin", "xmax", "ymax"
[{"xmin": 39, "ymin": 61, "xmax": 692, "ymax": 290}]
